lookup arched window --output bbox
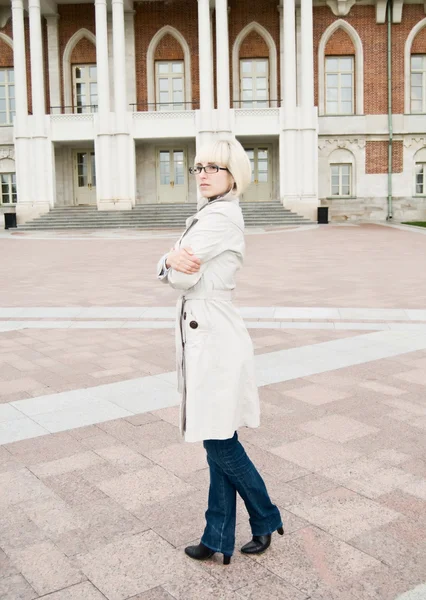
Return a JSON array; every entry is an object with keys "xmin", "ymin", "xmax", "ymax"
[
  {"xmin": 318, "ymin": 20, "xmax": 364, "ymax": 116},
  {"xmin": 414, "ymin": 147, "xmax": 426, "ymax": 195},
  {"xmin": 232, "ymin": 22, "xmax": 278, "ymax": 108},
  {"xmin": 0, "ymin": 34, "xmax": 14, "ymax": 125},
  {"xmin": 147, "ymin": 26, "xmax": 192, "ymax": 112},
  {"xmin": 63, "ymin": 29, "xmax": 96, "ymax": 114},
  {"xmin": 405, "ymin": 18, "xmax": 426, "ymax": 114},
  {"xmin": 328, "ymin": 148, "xmax": 356, "ymax": 197}
]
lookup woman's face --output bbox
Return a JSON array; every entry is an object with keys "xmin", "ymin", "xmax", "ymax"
[{"xmin": 196, "ymin": 162, "xmax": 234, "ymax": 198}]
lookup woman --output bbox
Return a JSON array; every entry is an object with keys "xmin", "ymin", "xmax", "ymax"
[{"xmin": 157, "ymin": 139, "xmax": 283, "ymax": 565}]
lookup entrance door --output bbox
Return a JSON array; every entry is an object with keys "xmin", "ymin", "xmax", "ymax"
[
  {"xmin": 242, "ymin": 147, "xmax": 272, "ymax": 202},
  {"xmin": 157, "ymin": 149, "xmax": 187, "ymax": 203},
  {"xmin": 74, "ymin": 151, "xmax": 96, "ymax": 205}
]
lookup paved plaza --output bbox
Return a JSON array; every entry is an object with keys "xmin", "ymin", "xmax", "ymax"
[{"xmin": 1, "ymin": 222, "xmax": 426, "ymax": 600}]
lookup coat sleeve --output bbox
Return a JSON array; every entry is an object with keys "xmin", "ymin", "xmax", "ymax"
[
  {"xmin": 167, "ymin": 213, "xmax": 239, "ymax": 291},
  {"xmin": 156, "ymin": 253, "xmax": 170, "ymax": 283}
]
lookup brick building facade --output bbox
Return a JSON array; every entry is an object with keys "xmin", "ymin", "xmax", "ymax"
[{"xmin": 0, "ymin": 0, "xmax": 426, "ymax": 226}]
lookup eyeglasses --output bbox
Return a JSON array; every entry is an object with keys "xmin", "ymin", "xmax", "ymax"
[{"xmin": 189, "ymin": 165, "xmax": 229, "ymax": 175}]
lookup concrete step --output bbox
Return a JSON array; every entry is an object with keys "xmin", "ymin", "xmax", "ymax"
[{"xmin": 18, "ymin": 202, "xmax": 315, "ymax": 230}]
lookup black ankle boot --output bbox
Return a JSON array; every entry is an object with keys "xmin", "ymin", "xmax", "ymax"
[
  {"xmin": 240, "ymin": 526, "xmax": 284, "ymax": 555},
  {"xmin": 185, "ymin": 542, "xmax": 231, "ymax": 565}
]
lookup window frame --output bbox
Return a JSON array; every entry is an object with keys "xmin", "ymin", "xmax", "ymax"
[
  {"xmin": 239, "ymin": 58, "xmax": 270, "ymax": 109},
  {"xmin": 72, "ymin": 64, "xmax": 98, "ymax": 114},
  {"xmin": 325, "ymin": 55, "xmax": 355, "ymax": 116},
  {"xmin": 415, "ymin": 162, "xmax": 426, "ymax": 195},
  {"xmin": 155, "ymin": 60, "xmax": 185, "ymax": 111},
  {"xmin": 0, "ymin": 68, "xmax": 15, "ymax": 126},
  {"xmin": 410, "ymin": 54, "xmax": 426, "ymax": 114},
  {"xmin": 1, "ymin": 172, "xmax": 17, "ymax": 205},
  {"xmin": 330, "ymin": 163, "xmax": 352, "ymax": 198}
]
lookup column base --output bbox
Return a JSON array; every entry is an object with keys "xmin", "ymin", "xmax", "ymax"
[
  {"xmin": 15, "ymin": 202, "xmax": 51, "ymax": 225},
  {"xmin": 283, "ymin": 196, "xmax": 318, "ymax": 222}
]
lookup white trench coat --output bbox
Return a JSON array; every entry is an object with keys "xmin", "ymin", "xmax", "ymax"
[{"xmin": 157, "ymin": 192, "xmax": 260, "ymax": 443}]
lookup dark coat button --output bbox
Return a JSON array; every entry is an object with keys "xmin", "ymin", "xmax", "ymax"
[{"xmin": 189, "ymin": 320, "xmax": 198, "ymax": 329}]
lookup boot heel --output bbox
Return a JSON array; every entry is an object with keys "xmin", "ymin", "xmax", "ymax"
[
  {"xmin": 277, "ymin": 526, "xmax": 284, "ymax": 535},
  {"xmin": 223, "ymin": 555, "xmax": 231, "ymax": 565}
]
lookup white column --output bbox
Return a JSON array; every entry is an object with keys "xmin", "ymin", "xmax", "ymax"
[
  {"xmin": 283, "ymin": 0, "xmax": 296, "ymax": 109},
  {"xmin": 45, "ymin": 15, "xmax": 61, "ymax": 113},
  {"xmin": 112, "ymin": 0, "xmax": 127, "ymax": 115},
  {"xmin": 215, "ymin": 0, "xmax": 230, "ymax": 134},
  {"xmin": 28, "ymin": 0, "xmax": 46, "ymax": 122},
  {"xmin": 95, "ymin": 0, "xmax": 110, "ymax": 115},
  {"xmin": 280, "ymin": 0, "xmax": 298, "ymax": 207},
  {"xmin": 301, "ymin": 0, "xmax": 314, "ymax": 110},
  {"xmin": 125, "ymin": 11, "xmax": 137, "ymax": 110},
  {"xmin": 11, "ymin": 0, "xmax": 28, "ymax": 126},
  {"xmin": 299, "ymin": 0, "xmax": 317, "ymax": 214},
  {"xmin": 198, "ymin": 0, "xmax": 213, "ymax": 112}
]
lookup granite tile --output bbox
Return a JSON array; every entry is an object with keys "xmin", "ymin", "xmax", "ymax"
[
  {"xmin": 96, "ymin": 465, "xmax": 193, "ymax": 511},
  {"xmin": 270, "ymin": 436, "xmax": 360, "ymax": 471},
  {"xmin": 6, "ymin": 541, "xmax": 85, "ymax": 596},
  {"xmin": 251, "ymin": 526, "xmax": 379, "ymax": 596},
  {"xmin": 0, "ymin": 574, "xmax": 37, "ymax": 600},
  {"xmin": 235, "ymin": 575, "xmax": 308, "ymax": 600},
  {"xmin": 289, "ymin": 487, "xmax": 401, "ymax": 541}
]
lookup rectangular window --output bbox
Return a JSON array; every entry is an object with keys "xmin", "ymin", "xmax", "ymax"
[
  {"xmin": 415, "ymin": 163, "xmax": 425, "ymax": 194},
  {"xmin": 1, "ymin": 173, "xmax": 17, "ymax": 204},
  {"xmin": 411, "ymin": 55, "xmax": 426, "ymax": 114},
  {"xmin": 330, "ymin": 164, "xmax": 352, "ymax": 197},
  {"xmin": 72, "ymin": 65, "xmax": 98, "ymax": 113},
  {"xmin": 325, "ymin": 56, "xmax": 354, "ymax": 115},
  {"xmin": 0, "ymin": 68, "xmax": 15, "ymax": 125},
  {"xmin": 239, "ymin": 59, "xmax": 269, "ymax": 108},
  {"xmin": 155, "ymin": 61, "xmax": 185, "ymax": 111}
]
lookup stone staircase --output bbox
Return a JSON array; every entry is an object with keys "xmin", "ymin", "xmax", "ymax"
[{"xmin": 17, "ymin": 202, "xmax": 315, "ymax": 230}]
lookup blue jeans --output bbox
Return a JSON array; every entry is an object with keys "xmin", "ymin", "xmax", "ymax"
[{"xmin": 201, "ymin": 432, "xmax": 283, "ymax": 557}]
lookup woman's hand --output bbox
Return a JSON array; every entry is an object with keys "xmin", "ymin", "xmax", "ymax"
[{"xmin": 166, "ymin": 246, "xmax": 201, "ymax": 274}]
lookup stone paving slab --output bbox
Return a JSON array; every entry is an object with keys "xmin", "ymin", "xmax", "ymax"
[{"xmin": 1, "ymin": 224, "xmax": 426, "ymax": 599}]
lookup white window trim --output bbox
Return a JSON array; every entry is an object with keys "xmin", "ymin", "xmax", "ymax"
[
  {"xmin": 147, "ymin": 26, "xmax": 192, "ymax": 112},
  {"xmin": 405, "ymin": 18, "xmax": 426, "ymax": 114},
  {"xmin": 239, "ymin": 58, "xmax": 270, "ymax": 108},
  {"xmin": 0, "ymin": 67, "xmax": 15, "ymax": 126},
  {"xmin": 72, "ymin": 64, "xmax": 98, "ymax": 114},
  {"xmin": 415, "ymin": 162, "xmax": 426, "ymax": 195},
  {"xmin": 318, "ymin": 19, "xmax": 364, "ymax": 116},
  {"xmin": 232, "ymin": 22, "xmax": 278, "ymax": 108},
  {"xmin": 330, "ymin": 163, "xmax": 352, "ymax": 197},
  {"xmin": 1, "ymin": 172, "xmax": 17, "ymax": 205},
  {"xmin": 0, "ymin": 34, "xmax": 14, "ymax": 126},
  {"xmin": 155, "ymin": 61, "xmax": 185, "ymax": 111},
  {"xmin": 63, "ymin": 29, "xmax": 97, "ymax": 113},
  {"xmin": 410, "ymin": 55, "xmax": 426, "ymax": 114},
  {"xmin": 325, "ymin": 56, "xmax": 355, "ymax": 115}
]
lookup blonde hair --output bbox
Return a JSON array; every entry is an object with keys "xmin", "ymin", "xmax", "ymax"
[{"xmin": 194, "ymin": 138, "xmax": 252, "ymax": 196}]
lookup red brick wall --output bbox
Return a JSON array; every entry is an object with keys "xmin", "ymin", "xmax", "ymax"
[
  {"xmin": 134, "ymin": 1, "xmax": 199, "ymax": 111},
  {"xmin": 0, "ymin": 37, "xmax": 14, "ymax": 67},
  {"xmin": 314, "ymin": 4, "xmax": 426, "ymax": 115},
  {"xmin": 411, "ymin": 25, "xmax": 426, "ymax": 53},
  {"xmin": 70, "ymin": 37, "xmax": 96, "ymax": 64},
  {"xmin": 366, "ymin": 140, "xmax": 403, "ymax": 173},
  {"xmin": 240, "ymin": 31, "xmax": 269, "ymax": 58},
  {"xmin": 325, "ymin": 28, "xmax": 355, "ymax": 55},
  {"xmin": 229, "ymin": 0, "xmax": 280, "ymax": 105},
  {"xmin": 58, "ymin": 4, "xmax": 96, "ymax": 110},
  {"xmin": 154, "ymin": 34, "xmax": 184, "ymax": 61}
]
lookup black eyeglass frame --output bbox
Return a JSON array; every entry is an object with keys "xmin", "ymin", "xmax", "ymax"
[{"xmin": 189, "ymin": 165, "xmax": 229, "ymax": 175}]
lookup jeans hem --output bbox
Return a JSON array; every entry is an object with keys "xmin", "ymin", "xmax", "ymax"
[{"xmin": 201, "ymin": 537, "xmax": 233, "ymax": 556}]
